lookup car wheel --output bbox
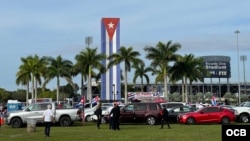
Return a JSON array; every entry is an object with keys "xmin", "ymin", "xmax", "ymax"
[
  {"xmin": 240, "ymin": 114, "xmax": 249, "ymax": 123},
  {"xmin": 85, "ymin": 115, "xmax": 92, "ymax": 122},
  {"xmin": 221, "ymin": 117, "xmax": 230, "ymax": 124},
  {"xmin": 146, "ymin": 116, "xmax": 156, "ymax": 125},
  {"xmin": 11, "ymin": 117, "xmax": 22, "ymax": 128},
  {"xmin": 186, "ymin": 117, "xmax": 195, "ymax": 124},
  {"xmin": 59, "ymin": 116, "xmax": 71, "ymax": 127}
]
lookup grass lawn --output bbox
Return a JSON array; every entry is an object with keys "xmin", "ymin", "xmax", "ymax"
[{"xmin": 0, "ymin": 121, "xmax": 244, "ymax": 141}]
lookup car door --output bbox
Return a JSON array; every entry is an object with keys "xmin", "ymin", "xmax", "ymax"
[
  {"xmin": 23, "ymin": 103, "xmax": 46, "ymax": 123},
  {"xmin": 120, "ymin": 104, "xmax": 135, "ymax": 122},
  {"xmin": 195, "ymin": 107, "xmax": 210, "ymax": 123},
  {"xmin": 133, "ymin": 103, "xmax": 147, "ymax": 122},
  {"xmin": 206, "ymin": 107, "xmax": 221, "ymax": 123}
]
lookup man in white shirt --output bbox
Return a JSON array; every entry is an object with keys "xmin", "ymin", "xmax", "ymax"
[{"xmin": 43, "ymin": 104, "xmax": 54, "ymax": 137}]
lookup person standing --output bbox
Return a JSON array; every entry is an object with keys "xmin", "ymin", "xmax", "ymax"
[
  {"xmin": 80, "ymin": 107, "xmax": 85, "ymax": 126},
  {"xmin": 110, "ymin": 103, "xmax": 120, "ymax": 130},
  {"xmin": 107, "ymin": 105, "xmax": 114, "ymax": 129},
  {"xmin": 43, "ymin": 104, "xmax": 54, "ymax": 137},
  {"xmin": 160, "ymin": 105, "xmax": 171, "ymax": 129},
  {"xmin": 95, "ymin": 103, "xmax": 102, "ymax": 129}
]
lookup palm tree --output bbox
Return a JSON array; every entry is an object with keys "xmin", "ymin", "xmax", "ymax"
[
  {"xmin": 132, "ymin": 63, "xmax": 153, "ymax": 92},
  {"xmin": 186, "ymin": 55, "xmax": 209, "ymax": 103},
  {"xmin": 170, "ymin": 54, "xmax": 209, "ymax": 103},
  {"xmin": 16, "ymin": 55, "xmax": 47, "ymax": 103},
  {"xmin": 170, "ymin": 55, "xmax": 188, "ymax": 102},
  {"xmin": 72, "ymin": 59, "xmax": 88, "ymax": 96},
  {"xmin": 43, "ymin": 55, "xmax": 74, "ymax": 102},
  {"xmin": 16, "ymin": 66, "xmax": 31, "ymax": 105},
  {"xmin": 144, "ymin": 41, "xmax": 181, "ymax": 100},
  {"xmin": 108, "ymin": 46, "xmax": 143, "ymax": 104},
  {"xmin": 75, "ymin": 47, "xmax": 106, "ymax": 103}
]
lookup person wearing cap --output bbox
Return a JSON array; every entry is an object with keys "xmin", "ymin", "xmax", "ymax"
[{"xmin": 160, "ymin": 105, "xmax": 171, "ymax": 129}]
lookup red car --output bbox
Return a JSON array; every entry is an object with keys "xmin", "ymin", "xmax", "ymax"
[{"xmin": 177, "ymin": 106, "xmax": 235, "ymax": 124}]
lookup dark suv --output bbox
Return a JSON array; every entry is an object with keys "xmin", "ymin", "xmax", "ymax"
[{"xmin": 119, "ymin": 102, "xmax": 162, "ymax": 125}]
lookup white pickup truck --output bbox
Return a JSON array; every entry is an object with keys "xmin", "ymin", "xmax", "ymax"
[
  {"xmin": 233, "ymin": 101, "xmax": 250, "ymax": 123},
  {"xmin": 6, "ymin": 102, "xmax": 81, "ymax": 128}
]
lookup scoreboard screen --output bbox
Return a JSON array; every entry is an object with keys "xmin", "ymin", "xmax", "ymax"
[
  {"xmin": 201, "ymin": 56, "xmax": 231, "ymax": 78},
  {"xmin": 204, "ymin": 61, "xmax": 231, "ymax": 78}
]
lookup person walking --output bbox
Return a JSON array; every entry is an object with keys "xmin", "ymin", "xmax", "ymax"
[
  {"xmin": 160, "ymin": 105, "xmax": 171, "ymax": 129},
  {"xmin": 110, "ymin": 103, "xmax": 120, "ymax": 130},
  {"xmin": 95, "ymin": 103, "xmax": 102, "ymax": 129},
  {"xmin": 43, "ymin": 104, "xmax": 54, "ymax": 137}
]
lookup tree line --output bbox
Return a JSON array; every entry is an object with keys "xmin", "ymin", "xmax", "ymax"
[{"xmin": 1, "ymin": 40, "xmax": 214, "ymax": 105}]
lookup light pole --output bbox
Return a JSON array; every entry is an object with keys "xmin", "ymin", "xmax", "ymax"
[
  {"xmin": 85, "ymin": 36, "xmax": 93, "ymax": 104},
  {"xmin": 112, "ymin": 84, "xmax": 116, "ymax": 101},
  {"xmin": 234, "ymin": 30, "xmax": 241, "ymax": 104},
  {"xmin": 85, "ymin": 36, "xmax": 92, "ymax": 47},
  {"xmin": 240, "ymin": 55, "xmax": 247, "ymax": 95}
]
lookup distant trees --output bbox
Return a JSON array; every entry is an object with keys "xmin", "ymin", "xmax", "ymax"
[
  {"xmin": 132, "ymin": 63, "xmax": 153, "ymax": 92},
  {"xmin": 11, "ymin": 40, "xmax": 226, "ymax": 105}
]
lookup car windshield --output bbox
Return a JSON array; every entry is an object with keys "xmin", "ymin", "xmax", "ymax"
[{"xmin": 237, "ymin": 102, "xmax": 250, "ymax": 107}]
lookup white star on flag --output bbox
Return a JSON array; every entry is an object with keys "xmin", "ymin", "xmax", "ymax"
[{"xmin": 108, "ymin": 22, "xmax": 114, "ymax": 28}]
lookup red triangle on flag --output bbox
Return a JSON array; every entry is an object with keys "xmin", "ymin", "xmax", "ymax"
[{"xmin": 102, "ymin": 18, "xmax": 119, "ymax": 41}]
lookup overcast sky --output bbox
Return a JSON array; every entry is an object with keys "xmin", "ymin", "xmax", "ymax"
[{"xmin": 1, "ymin": 0, "xmax": 250, "ymax": 91}]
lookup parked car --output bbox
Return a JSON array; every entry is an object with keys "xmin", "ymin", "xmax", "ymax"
[
  {"xmin": 168, "ymin": 106, "xmax": 196, "ymax": 123},
  {"xmin": 90, "ymin": 105, "xmax": 112, "ymax": 123},
  {"xmin": 219, "ymin": 105, "xmax": 235, "ymax": 112},
  {"xmin": 103, "ymin": 104, "xmax": 125, "ymax": 123},
  {"xmin": 188, "ymin": 103, "xmax": 206, "ymax": 110},
  {"xmin": 83, "ymin": 102, "xmax": 121, "ymax": 122},
  {"xmin": 117, "ymin": 102, "xmax": 163, "ymax": 125},
  {"xmin": 236, "ymin": 101, "xmax": 250, "ymax": 107},
  {"xmin": 177, "ymin": 106, "xmax": 235, "ymax": 125},
  {"xmin": 160, "ymin": 102, "xmax": 186, "ymax": 111},
  {"xmin": 6, "ymin": 102, "xmax": 81, "ymax": 128},
  {"xmin": 233, "ymin": 101, "xmax": 250, "ymax": 123}
]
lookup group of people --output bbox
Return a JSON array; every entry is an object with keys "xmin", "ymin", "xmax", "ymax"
[
  {"xmin": 42, "ymin": 102, "xmax": 170, "ymax": 137},
  {"xmin": 95, "ymin": 102, "xmax": 171, "ymax": 130},
  {"xmin": 94, "ymin": 102, "xmax": 120, "ymax": 130}
]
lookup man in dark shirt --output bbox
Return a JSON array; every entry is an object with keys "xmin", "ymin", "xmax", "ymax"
[
  {"xmin": 110, "ymin": 103, "xmax": 120, "ymax": 130},
  {"xmin": 95, "ymin": 104, "xmax": 102, "ymax": 129},
  {"xmin": 161, "ymin": 105, "xmax": 171, "ymax": 129}
]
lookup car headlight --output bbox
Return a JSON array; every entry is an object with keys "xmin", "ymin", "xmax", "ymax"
[
  {"xmin": 181, "ymin": 115, "xmax": 188, "ymax": 118},
  {"xmin": 234, "ymin": 110, "xmax": 239, "ymax": 115}
]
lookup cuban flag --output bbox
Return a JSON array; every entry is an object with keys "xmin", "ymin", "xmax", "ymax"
[
  {"xmin": 91, "ymin": 96, "xmax": 100, "ymax": 104},
  {"xmin": 128, "ymin": 93, "xmax": 136, "ymax": 99},
  {"xmin": 101, "ymin": 18, "xmax": 121, "ymax": 101},
  {"xmin": 153, "ymin": 92, "xmax": 159, "ymax": 97},
  {"xmin": 211, "ymin": 95, "xmax": 217, "ymax": 106},
  {"xmin": 80, "ymin": 96, "xmax": 85, "ymax": 104}
]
